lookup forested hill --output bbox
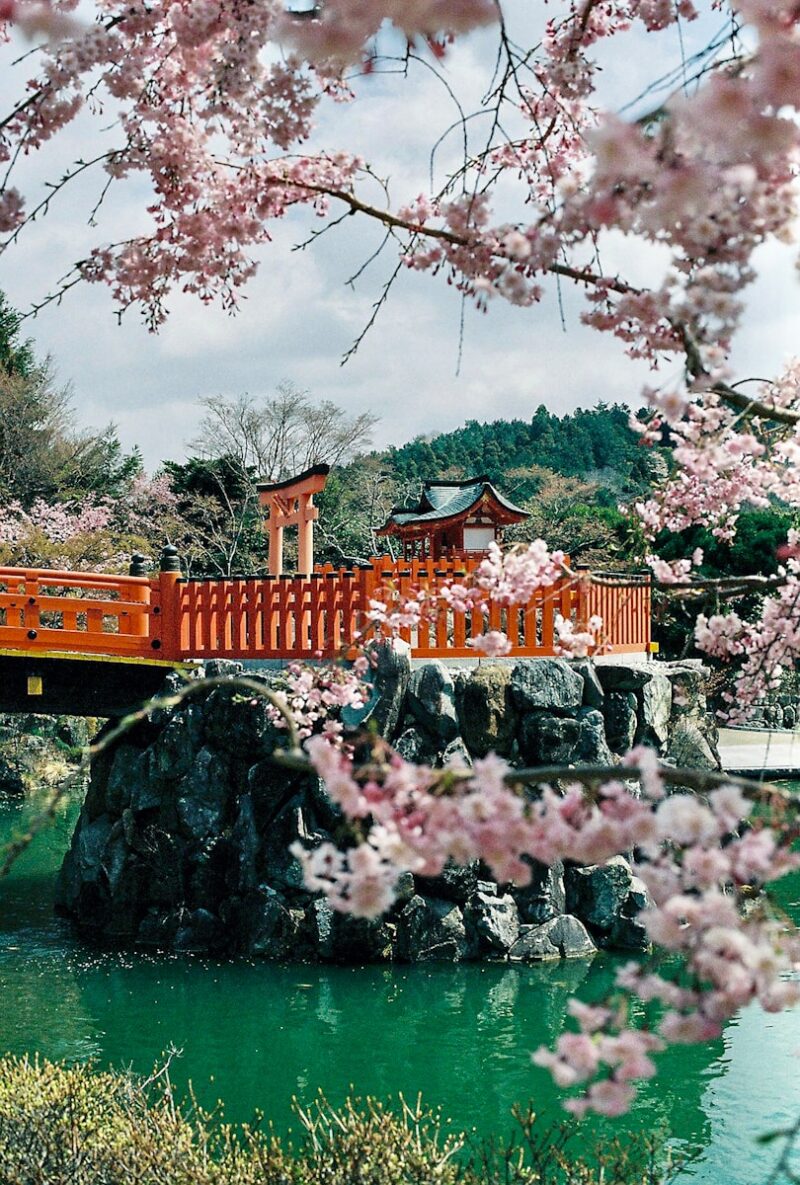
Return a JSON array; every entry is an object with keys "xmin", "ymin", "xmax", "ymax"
[{"xmin": 379, "ymin": 403, "xmax": 652, "ymax": 490}]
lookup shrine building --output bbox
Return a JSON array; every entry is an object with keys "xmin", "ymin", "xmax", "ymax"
[{"xmin": 376, "ymin": 475, "xmax": 529, "ymax": 560}]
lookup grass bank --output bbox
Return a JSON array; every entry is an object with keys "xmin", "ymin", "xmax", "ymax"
[{"xmin": 0, "ymin": 1054, "xmax": 677, "ymax": 1184}]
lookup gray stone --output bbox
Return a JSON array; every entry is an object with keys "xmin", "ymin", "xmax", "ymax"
[
  {"xmin": 260, "ymin": 800, "xmax": 314, "ymax": 892},
  {"xmin": 564, "ymin": 856, "xmax": 633, "ymax": 932},
  {"xmin": 596, "ymin": 663, "xmax": 653, "ymax": 692},
  {"xmin": 246, "ymin": 886, "xmax": 302, "ymax": 958},
  {"xmin": 136, "ymin": 908, "xmax": 182, "ymax": 948},
  {"xmin": 665, "ymin": 719, "xmax": 720, "ymax": 772},
  {"xmin": 509, "ymin": 915, "xmax": 596, "ymax": 961},
  {"xmin": 202, "ymin": 686, "xmax": 280, "ymax": 760},
  {"xmin": 513, "ymin": 859, "xmax": 566, "ymax": 924},
  {"xmin": 139, "ymin": 827, "xmax": 185, "ymax": 908},
  {"xmin": 246, "ymin": 759, "xmax": 298, "ymax": 829},
  {"xmin": 394, "ymin": 870, "xmax": 417, "ymax": 906},
  {"xmin": 416, "ymin": 860, "xmax": 479, "ymax": 904},
  {"xmin": 438, "ymin": 737, "xmax": 473, "ymax": 770},
  {"xmin": 784, "ymin": 706, "xmax": 797, "ymax": 730},
  {"xmin": 231, "ymin": 793, "xmax": 259, "ymax": 891},
  {"xmin": 149, "ymin": 709, "xmax": 205, "ymax": 782},
  {"xmin": 575, "ymin": 708, "xmax": 614, "ymax": 765},
  {"xmin": 189, "ymin": 835, "xmax": 232, "ymax": 912},
  {"xmin": 129, "ymin": 763, "xmax": 162, "ymax": 814},
  {"xmin": 603, "ymin": 691, "xmax": 638, "ymax": 753},
  {"xmin": 572, "ymin": 660, "xmax": 605, "ymax": 709},
  {"xmin": 519, "ymin": 712, "xmax": 580, "ymax": 766},
  {"xmin": 175, "ymin": 747, "xmax": 230, "ymax": 840},
  {"xmin": 637, "ymin": 672, "xmax": 673, "ymax": 749},
  {"xmin": 459, "ymin": 665, "xmax": 517, "ymax": 757},
  {"xmin": 464, "ymin": 891, "xmax": 520, "ymax": 956},
  {"xmin": 204, "ymin": 659, "xmax": 244, "ymax": 678},
  {"xmin": 308, "ymin": 896, "xmax": 335, "ymax": 960},
  {"xmin": 353, "ymin": 639, "xmax": 411, "ymax": 737},
  {"xmin": 397, "ymin": 895, "xmax": 469, "ymax": 961},
  {"xmin": 305, "ymin": 775, "xmax": 343, "ymax": 831},
  {"xmin": 666, "ymin": 664, "xmax": 709, "ymax": 720},
  {"xmin": 103, "ymin": 744, "xmax": 144, "ymax": 815},
  {"xmin": 510, "ymin": 660, "xmax": 584, "ymax": 714},
  {"xmin": 407, "ymin": 662, "xmax": 458, "ymax": 742},
  {"xmin": 329, "ymin": 913, "xmax": 396, "ymax": 963},
  {"xmin": 607, "ymin": 874, "xmax": 652, "ymax": 953},
  {"xmin": 394, "ymin": 725, "xmax": 433, "ymax": 764},
  {"xmin": 55, "ymin": 809, "xmax": 112, "ymax": 913},
  {"xmin": 174, "ymin": 908, "xmax": 224, "ymax": 953}
]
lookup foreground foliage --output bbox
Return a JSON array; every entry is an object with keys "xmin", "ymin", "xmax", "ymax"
[{"xmin": 0, "ymin": 1055, "xmax": 676, "ymax": 1185}]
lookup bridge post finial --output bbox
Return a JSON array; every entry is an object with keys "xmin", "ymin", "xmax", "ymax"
[
  {"xmin": 159, "ymin": 544, "xmax": 181, "ymax": 573},
  {"xmin": 129, "ymin": 553, "xmax": 148, "ymax": 577}
]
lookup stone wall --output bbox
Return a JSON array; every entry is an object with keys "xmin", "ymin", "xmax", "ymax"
[{"xmin": 55, "ymin": 652, "xmax": 719, "ymax": 964}]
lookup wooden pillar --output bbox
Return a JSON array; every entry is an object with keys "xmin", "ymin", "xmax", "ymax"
[
  {"xmin": 297, "ymin": 492, "xmax": 315, "ymax": 576},
  {"xmin": 268, "ymin": 515, "xmax": 284, "ymax": 577}
]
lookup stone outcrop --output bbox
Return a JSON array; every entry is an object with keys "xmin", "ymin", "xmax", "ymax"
[{"xmin": 56, "ymin": 653, "xmax": 718, "ymax": 964}]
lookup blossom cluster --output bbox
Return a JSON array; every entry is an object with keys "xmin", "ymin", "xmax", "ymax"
[
  {"xmin": 267, "ymin": 656, "xmax": 372, "ymax": 743},
  {"xmin": 292, "ymin": 730, "xmax": 800, "ymax": 1114}
]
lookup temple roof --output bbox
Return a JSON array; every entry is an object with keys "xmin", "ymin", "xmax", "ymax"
[{"xmin": 377, "ymin": 475, "xmax": 528, "ymax": 535}]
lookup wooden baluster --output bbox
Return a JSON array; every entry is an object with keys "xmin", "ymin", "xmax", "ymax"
[
  {"xmin": 330, "ymin": 573, "xmax": 342, "ymax": 653},
  {"xmin": 244, "ymin": 579, "xmax": 257, "ymax": 654},
  {"xmin": 310, "ymin": 574, "xmax": 323, "ymax": 656},
  {"xmin": 22, "ymin": 573, "xmax": 40, "ymax": 647},
  {"xmin": 541, "ymin": 584, "xmax": 555, "ymax": 654}
]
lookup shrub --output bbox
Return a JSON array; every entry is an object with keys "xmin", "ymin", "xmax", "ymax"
[{"xmin": 0, "ymin": 1054, "xmax": 678, "ymax": 1185}]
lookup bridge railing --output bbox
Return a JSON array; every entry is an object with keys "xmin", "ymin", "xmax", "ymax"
[
  {"xmin": 0, "ymin": 553, "xmax": 652, "ymax": 663},
  {"xmin": 0, "ymin": 566, "xmax": 159, "ymax": 657},
  {"xmin": 159, "ymin": 555, "xmax": 651, "ymax": 661}
]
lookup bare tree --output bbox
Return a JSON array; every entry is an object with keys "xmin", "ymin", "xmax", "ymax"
[{"xmin": 192, "ymin": 382, "xmax": 377, "ymax": 481}]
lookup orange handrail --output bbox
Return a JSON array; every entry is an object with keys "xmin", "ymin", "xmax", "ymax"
[{"xmin": 0, "ymin": 555, "xmax": 651, "ymax": 664}]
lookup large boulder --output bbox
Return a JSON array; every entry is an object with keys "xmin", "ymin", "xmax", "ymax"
[
  {"xmin": 571, "ymin": 660, "xmax": 605, "ymax": 709},
  {"xmin": 243, "ymin": 886, "xmax": 303, "ymax": 958},
  {"xmin": 575, "ymin": 708, "xmax": 614, "ymax": 765},
  {"xmin": 394, "ymin": 725, "xmax": 435, "ymax": 764},
  {"xmin": 416, "ymin": 860, "xmax": 479, "ymax": 904},
  {"xmin": 665, "ymin": 718, "xmax": 721, "ymax": 772},
  {"xmin": 510, "ymin": 659, "xmax": 584, "ymax": 714},
  {"xmin": 636, "ymin": 672, "xmax": 673, "ymax": 750},
  {"xmin": 608, "ymin": 875, "xmax": 651, "ymax": 952},
  {"xmin": 509, "ymin": 915, "xmax": 596, "ymax": 961},
  {"xmin": 459, "ymin": 665, "xmax": 517, "ymax": 757},
  {"xmin": 464, "ymin": 890, "xmax": 520, "ymax": 956},
  {"xmin": 397, "ymin": 895, "xmax": 469, "ymax": 961},
  {"xmin": 596, "ymin": 663, "xmax": 653, "ymax": 692},
  {"xmin": 666, "ymin": 663, "xmax": 710, "ymax": 720},
  {"xmin": 519, "ymin": 712, "xmax": 580, "ymax": 766},
  {"xmin": 342, "ymin": 639, "xmax": 411, "ymax": 737},
  {"xmin": 406, "ymin": 661, "xmax": 459, "ymax": 742},
  {"xmin": 603, "ymin": 692, "xmax": 638, "ymax": 753},
  {"xmin": 202, "ymin": 684, "xmax": 280, "ymax": 760},
  {"xmin": 512, "ymin": 859, "xmax": 566, "ymax": 924},
  {"xmin": 564, "ymin": 856, "xmax": 633, "ymax": 933}
]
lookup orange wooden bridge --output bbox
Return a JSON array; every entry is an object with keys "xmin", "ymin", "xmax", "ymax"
[{"xmin": 0, "ymin": 547, "xmax": 650, "ymax": 715}]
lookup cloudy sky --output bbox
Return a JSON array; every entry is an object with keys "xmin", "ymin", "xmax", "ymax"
[{"xmin": 1, "ymin": 3, "xmax": 800, "ymax": 470}]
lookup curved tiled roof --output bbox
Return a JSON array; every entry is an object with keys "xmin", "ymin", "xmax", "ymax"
[{"xmin": 378, "ymin": 476, "xmax": 528, "ymax": 534}]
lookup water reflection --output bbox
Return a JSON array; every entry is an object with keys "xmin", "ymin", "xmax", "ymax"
[{"xmin": 1, "ymin": 793, "xmax": 799, "ymax": 1182}]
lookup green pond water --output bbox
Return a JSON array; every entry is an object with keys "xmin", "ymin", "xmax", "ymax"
[{"xmin": 1, "ymin": 790, "xmax": 800, "ymax": 1183}]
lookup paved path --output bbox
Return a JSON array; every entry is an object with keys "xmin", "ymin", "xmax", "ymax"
[{"xmin": 718, "ymin": 728, "xmax": 800, "ymax": 777}]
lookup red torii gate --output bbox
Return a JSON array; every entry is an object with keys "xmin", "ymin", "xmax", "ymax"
[{"xmin": 257, "ymin": 464, "xmax": 330, "ymax": 576}]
